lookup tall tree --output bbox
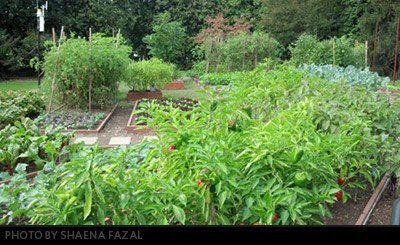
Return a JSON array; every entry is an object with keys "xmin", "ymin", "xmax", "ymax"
[
  {"xmin": 258, "ymin": 0, "xmax": 349, "ymax": 47},
  {"xmin": 358, "ymin": 0, "xmax": 400, "ymax": 76},
  {"xmin": 143, "ymin": 12, "xmax": 188, "ymax": 67}
]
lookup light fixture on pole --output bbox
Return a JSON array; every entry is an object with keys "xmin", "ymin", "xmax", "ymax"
[{"xmin": 36, "ymin": 1, "xmax": 48, "ymax": 87}]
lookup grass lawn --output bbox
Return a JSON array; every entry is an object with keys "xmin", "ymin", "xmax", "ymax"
[{"xmin": 0, "ymin": 79, "xmax": 38, "ymax": 91}]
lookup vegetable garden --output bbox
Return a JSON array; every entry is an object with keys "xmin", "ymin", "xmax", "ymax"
[{"xmin": 1, "ymin": 9, "xmax": 400, "ymax": 226}]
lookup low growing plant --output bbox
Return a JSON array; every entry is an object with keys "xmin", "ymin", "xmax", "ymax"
[{"xmin": 0, "ymin": 90, "xmax": 45, "ymax": 129}]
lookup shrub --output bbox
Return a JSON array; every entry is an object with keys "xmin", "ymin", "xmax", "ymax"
[
  {"xmin": 290, "ymin": 34, "xmax": 364, "ymax": 68},
  {"xmin": 219, "ymin": 32, "xmax": 282, "ymax": 72},
  {"xmin": 300, "ymin": 64, "xmax": 390, "ymax": 89},
  {"xmin": 43, "ymin": 33, "xmax": 131, "ymax": 110},
  {"xmin": 123, "ymin": 58, "xmax": 175, "ymax": 92}
]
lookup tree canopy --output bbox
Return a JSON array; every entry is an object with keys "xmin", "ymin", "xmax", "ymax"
[{"xmin": 0, "ymin": 0, "xmax": 399, "ymax": 78}]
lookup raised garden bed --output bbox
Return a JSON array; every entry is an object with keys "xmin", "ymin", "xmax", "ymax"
[
  {"xmin": 37, "ymin": 103, "xmax": 118, "ymax": 134},
  {"xmin": 164, "ymin": 80, "xmax": 185, "ymax": 90},
  {"xmin": 127, "ymin": 90, "xmax": 163, "ymax": 101},
  {"xmin": 126, "ymin": 98, "xmax": 199, "ymax": 134},
  {"xmin": 324, "ymin": 173, "xmax": 397, "ymax": 225}
]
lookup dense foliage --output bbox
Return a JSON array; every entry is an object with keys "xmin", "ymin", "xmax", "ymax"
[
  {"xmin": 0, "ymin": 118, "xmax": 72, "ymax": 178},
  {"xmin": 0, "ymin": 90, "xmax": 45, "ymax": 129},
  {"xmin": 123, "ymin": 58, "xmax": 175, "ymax": 92},
  {"xmin": 301, "ymin": 64, "xmax": 391, "ymax": 89},
  {"xmin": 290, "ymin": 34, "xmax": 365, "ymax": 68},
  {"xmin": 43, "ymin": 34, "xmax": 131, "ymax": 110},
  {"xmin": 2, "ymin": 65, "xmax": 400, "ymax": 225},
  {"xmin": 143, "ymin": 13, "xmax": 189, "ymax": 67},
  {"xmin": 1, "ymin": 1, "xmax": 399, "ymax": 77}
]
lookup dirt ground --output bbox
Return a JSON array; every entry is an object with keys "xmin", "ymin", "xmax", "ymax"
[
  {"xmin": 368, "ymin": 187, "xmax": 396, "ymax": 225},
  {"xmin": 325, "ymin": 184, "xmax": 397, "ymax": 225},
  {"xmin": 325, "ymin": 187, "xmax": 373, "ymax": 225}
]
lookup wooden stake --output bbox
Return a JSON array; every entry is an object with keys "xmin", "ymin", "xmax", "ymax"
[
  {"xmin": 365, "ymin": 40, "xmax": 369, "ymax": 69},
  {"xmin": 115, "ymin": 28, "xmax": 121, "ymax": 48},
  {"xmin": 52, "ymin": 28, "xmax": 56, "ymax": 46},
  {"xmin": 88, "ymin": 28, "xmax": 93, "ymax": 114},
  {"xmin": 48, "ymin": 26, "xmax": 64, "ymax": 113},
  {"xmin": 392, "ymin": 18, "xmax": 400, "ymax": 81},
  {"xmin": 332, "ymin": 38, "xmax": 336, "ymax": 66}
]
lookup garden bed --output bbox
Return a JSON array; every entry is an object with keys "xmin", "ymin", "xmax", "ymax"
[
  {"xmin": 38, "ymin": 103, "xmax": 118, "ymax": 134},
  {"xmin": 164, "ymin": 80, "xmax": 185, "ymax": 90},
  {"xmin": 127, "ymin": 90, "xmax": 163, "ymax": 101},
  {"xmin": 126, "ymin": 98, "xmax": 198, "ymax": 134},
  {"xmin": 325, "ymin": 174, "xmax": 396, "ymax": 225}
]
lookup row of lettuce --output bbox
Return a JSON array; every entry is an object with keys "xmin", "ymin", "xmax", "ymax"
[{"xmin": 2, "ymin": 63, "xmax": 400, "ymax": 225}]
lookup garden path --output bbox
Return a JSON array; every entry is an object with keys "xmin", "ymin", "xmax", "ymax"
[{"xmin": 72, "ymin": 108, "xmax": 155, "ymax": 147}]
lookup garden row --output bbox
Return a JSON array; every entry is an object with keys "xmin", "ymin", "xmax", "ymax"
[{"xmin": 1, "ymin": 63, "xmax": 400, "ymax": 225}]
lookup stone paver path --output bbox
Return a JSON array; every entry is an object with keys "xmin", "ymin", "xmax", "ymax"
[
  {"xmin": 74, "ymin": 137, "xmax": 98, "ymax": 145},
  {"xmin": 72, "ymin": 107, "xmax": 155, "ymax": 147},
  {"xmin": 109, "ymin": 137, "xmax": 131, "ymax": 145}
]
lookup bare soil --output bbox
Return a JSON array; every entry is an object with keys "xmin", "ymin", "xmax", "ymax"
[
  {"xmin": 325, "ymin": 186, "xmax": 373, "ymax": 225},
  {"xmin": 368, "ymin": 186, "xmax": 397, "ymax": 225}
]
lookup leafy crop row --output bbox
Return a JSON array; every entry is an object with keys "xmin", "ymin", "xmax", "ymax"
[
  {"xmin": 0, "ymin": 91, "xmax": 45, "ymax": 129},
  {"xmin": 300, "ymin": 64, "xmax": 390, "ymax": 89},
  {"xmin": 2, "ymin": 65, "xmax": 400, "ymax": 225}
]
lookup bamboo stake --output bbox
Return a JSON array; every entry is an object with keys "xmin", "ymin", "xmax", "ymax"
[
  {"xmin": 88, "ymin": 28, "xmax": 93, "ymax": 114},
  {"xmin": 392, "ymin": 18, "xmax": 400, "ymax": 81},
  {"xmin": 52, "ymin": 28, "xmax": 56, "ymax": 46},
  {"xmin": 48, "ymin": 26, "xmax": 64, "ymax": 113},
  {"xmin": 115, "ymin": 28, "xmax": 121, "ymax": 48},
  {"xmin": 332, "ymin": 38, "xmax": 336, "ymax": 66}
]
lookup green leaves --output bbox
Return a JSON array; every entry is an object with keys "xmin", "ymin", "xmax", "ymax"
[
  {"xmin": 43, "ymin": 34, "xmax": 131, "ymax": 109},
  {"xmin": 172, "ymin": 205, "xmax": 186, "ymax": 224},
  {"xmin": 83, "ymin": 183, "xmax": 92, "ymax": 220},
  {"xmin": 123, "ymin": 58, "xmax": 174, "ymax": 92}
]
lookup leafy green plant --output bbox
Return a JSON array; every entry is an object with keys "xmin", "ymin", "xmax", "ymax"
[
  {"xmin": 123, "ymin": 58, "xmax": 175, "ymax": 92},
  {"xmin": 43, "ymin": 33, "xmax": 131, "ymax": 110},
  {"xmin": 290, "ymin": 34, "xmax": 364, "ymax": 68},
  {"xmin": 0, "ymin": 118, "xmax": 72, "ymax": 177},
  {"xmin": 37, "ymin": 112, "xmax": 105, "ymax": 130},
  {"xmin": 0, "ymin": 90, "xmax": 45, "ymax": 129},
  {"xmin": 2, "ymin": 64, "xmax": 400, "ymax": 226},
  {"xmin": 143, "ymin": 12, "xmax": 189, "ymax": 67},
  {"xmin": 300, "ymin": 64, "xmax": 390, "ymax": 89}
]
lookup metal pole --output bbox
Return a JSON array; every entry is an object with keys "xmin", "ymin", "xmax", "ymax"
[
  {"xmin": 38, "ymin": 30, "xmax": 41, "ymax": 87},
  {"xmin": 37, "ymin": 0, "xmax": 40, "ymax": 87}
]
